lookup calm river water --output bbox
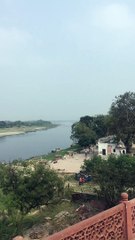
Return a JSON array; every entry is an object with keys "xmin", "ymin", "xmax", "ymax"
[{"xmin": 0, "ymin": 121, "xmax": 74, "ymax": 162}]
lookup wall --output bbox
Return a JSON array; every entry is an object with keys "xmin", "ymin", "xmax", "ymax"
[
  {"xmin": 98, "ymin": 142, "xmax": 116, "ymax": 156},
  {"xmin": 13, "ymin": 193, "xmax": 135, "ymax": 240},
  {"xmin": 44, "ymin": 193, "xmax": 135, "ymax": 240}
]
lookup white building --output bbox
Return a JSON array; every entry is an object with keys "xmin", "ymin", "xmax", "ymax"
[
  {"xmin": 131, "ymin": 143, "xmax": 135, "ymax": 156},
  {"xmin": 98, "ymin": 135, "xmax": 126, "ymax": 157}
]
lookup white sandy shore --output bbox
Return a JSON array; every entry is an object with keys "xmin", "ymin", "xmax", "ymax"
[
  {"xmin": 50, "ymin": 153, "xmax": 88, "ymax": 173},
  {"xmin": 0, "ymin": 131, "xmax": 24, "ymax": 137},
  {"xmin": 0, "ymin": 127, "xmax": 47, "ymax": 138}
]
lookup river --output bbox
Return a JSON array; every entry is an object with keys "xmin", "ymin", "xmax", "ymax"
[{"xmin": 0, "ymin": 121, "xmax": 74, "ymax": 162}]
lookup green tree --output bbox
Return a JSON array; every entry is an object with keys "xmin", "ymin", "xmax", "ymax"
[
  {"xmin": 71, "ymin": 121, "xmax": 97, "ymax": 147},
  {"xmin": 71, "ymin": 115, "xmax": 108, "ymax": 147},
  {"xmin": 1, "ymin": 164, "xmax": 64, "ymax": 213},
  {"xmin": 109, "ymin": 92, "xmax": 135, "ymax": 152},
  {"xmin": 82, "ymin": 155, "xmax": 135, "ymax": 207},
  {"xmin": 92, "ymin": 115, "xmax": 109, "ymax": 138}
]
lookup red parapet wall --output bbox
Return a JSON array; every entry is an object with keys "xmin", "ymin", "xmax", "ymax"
[
  {"xmin": 126, "ymin": 198, "xmax": 135, "ymax": 239},
  {"xmin": 14, "ymin": 193, "xmax": 135, "ymax": 240},
  {"xmin": 44, "ymin": 203, "xmax": 127, "ymax": 240}
]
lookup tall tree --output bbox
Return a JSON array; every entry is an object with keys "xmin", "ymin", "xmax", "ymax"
[
  {"xmin": 71, "ymin": 115, "xmax": 108, "ymax": 147},
  {"xmin": 109, "ymin": 92, "xmax": 135, "ymax": 152},
  {"xmin": 71, "ymin": 121, "xmax": 97, "ymax": 147}
]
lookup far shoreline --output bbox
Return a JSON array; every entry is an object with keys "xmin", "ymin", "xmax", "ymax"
[
  {"xmin": 0, "ymin": 125, "xmax": 59, "ymax": 138},
  {"xmin": 0, "ymin": 122, "xmax": 71, "ymax": 162}
]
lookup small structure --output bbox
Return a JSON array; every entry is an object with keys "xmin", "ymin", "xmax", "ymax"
[
  {"xmin": 131, "ymin": 143, "xmax": 135, "ymax": 156},
  {"xmin": 98, "ymin": 135, "xmax": 126, "ymax": 157}
]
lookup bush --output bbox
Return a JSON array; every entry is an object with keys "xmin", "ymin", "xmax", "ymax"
[{"xmin": 82, "ymin": 155, "xmax": 135, "ymax": 207}]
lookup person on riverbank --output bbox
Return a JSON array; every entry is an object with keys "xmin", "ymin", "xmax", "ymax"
[{"xmin": 79, "ymin": 177, "xmax": 84, "ymax": 185}]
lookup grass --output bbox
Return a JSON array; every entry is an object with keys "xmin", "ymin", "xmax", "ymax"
[
  {"xmin": 0, "ymin": 190, "xmax": 80, "ymax": 239},
  {"xmin": 40, "ymin": 145, "xmax": 80, "ymax": 161},
  {"xmin": 23, "ymin": 145, "xmax": 80, "ymax": 162},
  {"xmin": 26, "ymin": 201, "xmax": 76, "ymax": 221},
  {"xmin": 20, "ymin": 201, "xmax": 80, "ymax": 237},
  {"xmin": 20, "ymin": 179, "xmax": 99, "ymax": 237},
  {"xmin": 63, "ymin": 173, "xmax": 98, "ymax": 194}
]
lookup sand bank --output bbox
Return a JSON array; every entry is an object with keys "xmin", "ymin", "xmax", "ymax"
[
  {"xmin": 50, "ymin": 153, "xmax": 87, "ymax": 173},
  {"xmin": 0, "ymin": 131, "xmax": 24, "ymax": 137},
  {"xmin": 0, "ymin": 127, "xmax": 47, "ymax": 138}
]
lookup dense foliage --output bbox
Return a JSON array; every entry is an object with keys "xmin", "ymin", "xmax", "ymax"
[
  {"xmin": 71, "ymin": 91, "xmax": 135, "ymax": 151},
  {"xmin": 82, "ymin": 155, "xmax": 135, "ymax": 207},
  {"xmin": 0, "ymin": 120, "xmax": 55, "ymax": 128},
  {"xmin": 109, "ymin": 92, "xmax": 135, "ymax": 152},
  {"xmin": 0, "ymin": 164, "xmax": 64, "ymax": 214},
  {"xmin": 71, "ymin": 115, "xmax": 108, "ymax": 147},
  {"xmin": 0, "ymin": 162, "xmax": 64, "ymax": 239}
]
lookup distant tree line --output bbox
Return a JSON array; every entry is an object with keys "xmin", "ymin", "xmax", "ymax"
[
  {"xmin": 0, "ymin": 120, "xmax": 55, "ymax": 128},
  {"xmin": 71, "ymin": 92, "xmax": 135, "ymax": 153}
]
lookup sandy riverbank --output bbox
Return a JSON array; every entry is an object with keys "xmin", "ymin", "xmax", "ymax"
[
  {"xmin": 0, "ymin": 127, "xmax": 48, "ymax": 138},
  {"xmin": 0, "ymin": 131, "xmax": 24, "ymax": 137},
  {"xmin": 50, "ymin": 153, "xmax": 88, "ymax": 173}
]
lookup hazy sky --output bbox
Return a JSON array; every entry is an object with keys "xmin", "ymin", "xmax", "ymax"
[{"xmin": 0, "ymin": 0, "xmax": 135, "ymax": 121}]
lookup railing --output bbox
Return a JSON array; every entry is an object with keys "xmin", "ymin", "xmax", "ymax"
[
  {"xmin": 126, "ymin": 197, "xmax": 135, "ymax": 239},
  {"xmin": 13, "ymin": 193, "xmax": 135, "ymax": 240}
]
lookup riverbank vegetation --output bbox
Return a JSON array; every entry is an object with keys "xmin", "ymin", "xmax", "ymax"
[
  {"xmin": 71, "ymin": 91, "xmax": 135, "ymax": 153},
  {"xmin": 0, "ymin": 160, "xmax": 69, "ymax": 239},
  {"xmin": 0, "ymin": 120, "xmax": 56, "ymax": 129},
  {"xmin": 1, "ymin": 91, "xmax": 135, "ymax": 239},
  {"xmin": 34, "ymin": 144, "xmax": 81, "ymax": 161},
  {"xmin": 0, "ymin": 120, "xmax": 58, "ymax": 137},
  {"xmin": 1, "ymin": 147, "xmax": 135, "ymax": 239},
  {"xmin": 82, "ymin": 154, "xmax": 135, "ymax": 207},
  {"xmin": 0, "ymin": 142, "xmax": 96, "ymax": 239}
]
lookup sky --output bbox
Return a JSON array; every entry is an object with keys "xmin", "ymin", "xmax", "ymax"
[{"xmin": 0, "ymin": 0, "xmax": 135, "ymax": 121}]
